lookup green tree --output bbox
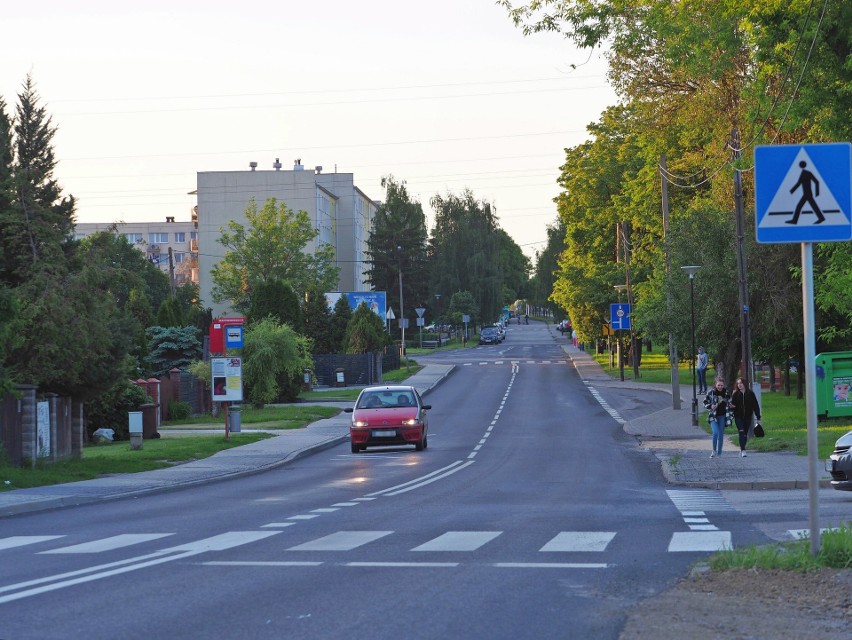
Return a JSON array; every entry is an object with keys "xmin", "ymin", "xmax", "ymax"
[
  {"xmin": 364, "ymin": 176, "xmax": 430, "ymax": 338},
  {"xmin": 0, "ymin": 75, "xmax": 76, "ymax": 287},
  {"xmin": 145, "ymin": 326, "xmax": 202, "ymax": 377},
  {"xmin": 344, "ymin": 302, "xmax": 387, "ymax": 354},
  {"xmin": 303, "ymin": 287, "xmax": 333, "ymax": 354},
  {"xmin": 248, "ymin": 278, "xmax": 302, "ymax": 328},
  {"xmin": 330, "ymin": 295, "xmax": 352, "ymax": 353},
  {"xmin": 447, "ymin": 290, "xmax": 479, "ymax": 327},
  {"xmin": 156, "ymin": 297, "xmax": 185, "ymax": 327},
  {"xmin": 211, "ymin": 197, "xmax": 339, "ymax": 312},
  {"xmin": 242, "ymin": 317, "xmax": 312, "ymax": 406},
  {"xmin": 0, "ymin": 285, "xmax": 22, "ymax": 394},
  {"xmin": 429, "ymin": 190, "xmax": 503, "ymax": 323}
]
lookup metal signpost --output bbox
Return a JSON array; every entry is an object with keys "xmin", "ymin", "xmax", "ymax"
[
  {"xmin": 610, "ymin": 302, "xmax": 631, "ymax": 383},
  {"xmin": 755, "ymin": 142, "xmax": 852, "ymax": 555},
  {"xmin": 415, "ymin": 307, "xmax": 426, "ymax": 348}
]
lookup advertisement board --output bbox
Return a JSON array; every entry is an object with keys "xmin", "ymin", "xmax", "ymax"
[
  {"xmin": 211, "ymin": 357, "xmax": 243, "ymax": 402},
  {"xmin": 325, "ymin": 291, "xmax": 387, "ymax": 322}
]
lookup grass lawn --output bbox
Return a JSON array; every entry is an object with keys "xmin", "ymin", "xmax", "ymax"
[
  {"xmin": 591, "ymin": 349, "xmax": 849, "ymax": 458},
  {"xmin": 1, "ymin": 403, "xmax": 344, "ymax": 492},
  {"xmin": 298, "ymin": 360, "xmax": 424, "ymax": 402}
]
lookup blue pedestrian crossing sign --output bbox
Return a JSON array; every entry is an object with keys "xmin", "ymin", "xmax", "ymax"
[
  {"xmin": 610, "ymin": 303, "xmax": 630, "ymax": 331},
  {"xmin": 755, "ymin": 143, "xmax": 852, "ymax": 243}
]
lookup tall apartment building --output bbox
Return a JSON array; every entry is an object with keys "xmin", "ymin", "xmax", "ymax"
[
  {"xmin": 74, "ymin": 216, "xmax": 199, "ymax": 285},
  {"xmin": 196, "ymin": 159, "xmax": 378, "ymax": 317}
]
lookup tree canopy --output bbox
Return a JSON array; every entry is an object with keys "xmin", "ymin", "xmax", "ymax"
[{"xmin": 211, "ymin": 197, "xmax": 340, "ymax": 312}]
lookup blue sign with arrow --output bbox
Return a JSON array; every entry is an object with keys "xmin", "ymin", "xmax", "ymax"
[
  {"xmin": 610, "ymin": 303, "xmax": 631, "ymax": 331},
  {"xmin": 755, "ymin": 143, "xmax": 852, "ymax": 244}
]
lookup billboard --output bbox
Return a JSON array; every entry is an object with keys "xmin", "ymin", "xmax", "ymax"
[{"xmin": 326, "ymin": 291, "xmax": 387, "ymax": 323}]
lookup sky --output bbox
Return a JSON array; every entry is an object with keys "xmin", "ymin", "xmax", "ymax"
[{"xmin": 2, "ymin": 1, "xmax": 618, "ymax": 261}]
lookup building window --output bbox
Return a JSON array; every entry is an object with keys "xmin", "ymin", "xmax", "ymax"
[
  {"xmin": 174, "ymin": 252, "xmax": 186, "ymax": 263},
  {"xmin": 190, "ymin": 231, "xmax": 198, "ymax": 240},
  {"xmin": 149, "ymin": 253, "xmax": 162, "ymax": 265},
  {"xmin": 125, "ymin": 233, "xmax": 144, "ymax": 244},
  {"xmin": 174, "ymin": 232, "xmax": 186, "ymax": 243},
  {"xmin": 316, "ymin": 191, "xmax": 332, "ymax": 245},
  {"xmin": 149, "ymin": 232, "xmax": 168, "ymax": 244}
]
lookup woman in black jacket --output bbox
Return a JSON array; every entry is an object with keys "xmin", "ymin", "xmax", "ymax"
[
  {"xmin": 730, "ymin": 377, "xmax": 762, "ymax": 458},
  {"xmin": 703, "ymin": 378, "xmax": 730, "ymax": 458}
]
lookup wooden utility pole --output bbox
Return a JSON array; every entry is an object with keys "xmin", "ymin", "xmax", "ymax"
[
  {"xmin": 661, "ymin": 155, "xmax": 681, "ymax": 409},
  {"xmin": 732, "ymin": 128, "xmax": 753, "ymax": 387}
]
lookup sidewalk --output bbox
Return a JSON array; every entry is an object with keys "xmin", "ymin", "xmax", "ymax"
[{"xmin": 553, "ymin": 328, "xmax": 831, "ymax": 491}]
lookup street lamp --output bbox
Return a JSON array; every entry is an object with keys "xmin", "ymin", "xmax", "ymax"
[
  {"xmin": 396, "ymin": 246, "xmax": 405, "ymax": 364},
  {"xmin": 681, "ymin": 265, "xmax": 702, "ymax": 426},
  {"xmin": 614, "ymin": 285, "xmax": 627, "ymax": 382}
]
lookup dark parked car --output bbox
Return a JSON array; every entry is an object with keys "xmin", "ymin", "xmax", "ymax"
[
  {"xmin": 827, "ymin": 430, "xmax": 852, "ymax": 491},
  {"xmin": 479, "ymin": 326, "xmax": 499, "ymax": 345},
  {"xmin": 343, "ymin": 385, "xmax": 431, "ymax": 453}
]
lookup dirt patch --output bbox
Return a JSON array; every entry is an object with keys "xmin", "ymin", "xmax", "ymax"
[{"xmin": 620, "ymin": 567, "xmax": 852, "ymax": 639}]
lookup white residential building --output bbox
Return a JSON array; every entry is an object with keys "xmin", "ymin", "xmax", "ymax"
[
  {"xmin": 74, "ymin": 216, "xmax": 199, "ymax": 285},
  {"xmin": 196, "ymin": 159, "xmax": 377, "ymax": 317}
]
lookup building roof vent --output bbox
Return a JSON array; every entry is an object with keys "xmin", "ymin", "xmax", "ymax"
[
  {"xmin": 166, "ymin": 216, "xmax": 175, "ymax": 223},
  {"xmin": 315, "ymin": 165, "xmax": 323, "ymax": 174},
  {"xmin": 294, "ymin": 158, "xmax": 304, "ymax": 171},
  {"xmin": 249, "ymin": 161, "xmax": 258, "ymax": 171},
  {"xmin": 273, "ymin": 158, "xmax": 282, "ymax": 171}
]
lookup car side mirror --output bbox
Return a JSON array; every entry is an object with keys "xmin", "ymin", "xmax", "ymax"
[
  {"xmin": 343, "ymin": 407, "xmax": 353, "ymax": 413},
  {"xmin": 421, "ymin": 405, "xmax": 431, "ymax": 411}
]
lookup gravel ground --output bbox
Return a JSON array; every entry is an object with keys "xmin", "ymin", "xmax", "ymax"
[{"xmin": 619, "ymin": 567, "xmax": 852, "ymax": 639}]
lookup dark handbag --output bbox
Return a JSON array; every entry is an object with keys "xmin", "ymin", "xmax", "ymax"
[{"xmin": 753, "ymin": 421, "xmax": 765, "ymax": 438}]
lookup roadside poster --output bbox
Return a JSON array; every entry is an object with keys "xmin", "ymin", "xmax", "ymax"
[{"xmin": 211, "ymin": 357, "xmax": 243, "ymax": 402}]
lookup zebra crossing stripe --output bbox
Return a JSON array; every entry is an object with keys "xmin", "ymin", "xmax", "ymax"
[
  {"xmin": 39, "ymin": 534, "xmax": 174, "ymax": 555},
  {"xmin": 412, "ymin": 531, "xmax": 501, "ymax": 552},
  {"xmin": 539, "ymin": 531, "xmax": 615, "ymax": 552},
  {"xmin": 666, "ymin": 489, "xmax": 735, "ymax": 513},
  {"xmin": 0, "ymin": 536, "xmax": 63, "ymax": 551},
  {"xmin": 287, "ymin": 531, "xmax": 392, "ymax": 551},
  {"xmin": 668, "ymin": 531, "xmax": 732, "ymax": 552}
]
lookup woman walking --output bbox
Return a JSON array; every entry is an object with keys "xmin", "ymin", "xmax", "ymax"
[
  {"xmin": 730, "ymin": 377, "xmax": 762, "ymax": 458},
  {"xmin": 703, "ymin": 378, "xmax": 730, "ymax": 458}
]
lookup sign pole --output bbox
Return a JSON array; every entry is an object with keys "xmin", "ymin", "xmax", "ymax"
[{"xmin": 801, "ymin": 242, "xmax": 821, "ymax": 555}]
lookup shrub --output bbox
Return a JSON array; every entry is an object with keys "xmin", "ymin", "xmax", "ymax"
[
  {"xmin": 86, "ymin": 380, "xmax": 151, "ymax": 441},
  {"xmin": 168, "ymin": 400, "xmax": 193, "ymax": 420}
]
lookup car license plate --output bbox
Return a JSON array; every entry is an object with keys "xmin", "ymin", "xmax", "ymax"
[{"xmin": 373, "ymin": 429, "xmax": 396, "ymax": 437}]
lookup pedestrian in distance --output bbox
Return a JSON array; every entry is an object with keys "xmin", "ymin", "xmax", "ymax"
[
  {"xmin": 696, "ymin": 346, "xmax": 709, "ymax": 394},
  {"xmin": 703, "ymin": 378, "xmax": 731, "ymax": 458},
  {"xmin": 730, "ymin": 377, "xmax": 761, "ymax": 458}
]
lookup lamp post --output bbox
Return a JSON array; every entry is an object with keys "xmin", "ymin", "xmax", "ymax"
[
  {"xmin": 681, "ymin": 265, "xmax": 701, "ymax": 426},
  {"xmin": 397, "ymin": 246, "xmax": 405, "ymax": 363},
  {"xmin": 614, "ymin": 284, "xmax": 627, "ymax": 382}
]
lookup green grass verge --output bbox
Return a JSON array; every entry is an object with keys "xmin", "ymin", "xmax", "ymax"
[
  {"xmin": 161, "ymin": 404, "xmax": 341, "ymax": 429},
  {"xmin": 709, "ymin": 522, "xmax": 852, "ymax": 570},
  {"xmin": 0, "ymin": 433, "xmax": 272, "ymax": 491},
  {"xmin": 1, "ymin": 403, "xmax": 348, "ymax": 491},
  {"xmin": 591, "ymin": 350, "xmax": 849, "ymax": 458}
]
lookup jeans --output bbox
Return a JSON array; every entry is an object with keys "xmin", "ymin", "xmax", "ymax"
[
  {"xmin": 710, "ymin": 416, "xmax": 725, "ymax": 455},
  {"xmin": 697, "ymin": 368, "xmax": 707, "ymax": 392},
  {"xmin": 734, "ymin": 416, "xmax": 749, "ymax": 450}
]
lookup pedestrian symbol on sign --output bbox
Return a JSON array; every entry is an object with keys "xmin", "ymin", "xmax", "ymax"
[
  {"xmin": 757, "ymin": 148, "xmax": 848, "ymax": 231},
  {"xmin": 786, "ymin": 161, "xmax": 825, "ymax": 225}
]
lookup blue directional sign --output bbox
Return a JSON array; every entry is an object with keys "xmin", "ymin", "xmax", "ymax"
[
  {"xmin": 610, "ymin": 303, "xmax": 631, "ymax": 331},
  {"xmin": 755, "ymin": 143, "xmax": 852, "ymax": 243}
]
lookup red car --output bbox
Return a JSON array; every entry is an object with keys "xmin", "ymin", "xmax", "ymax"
[{"xmin": 343, "ymin": 385, "xmax": 431, "ymax": 453}]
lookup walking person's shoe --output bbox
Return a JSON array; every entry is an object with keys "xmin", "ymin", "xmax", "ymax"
[
  {"xmin": 710, "ymin": 451, "xmax": 715, "ymax": 458},
  {"xmin": 741, "ymin": 450, "xmax": 747, "ymax": 457}
]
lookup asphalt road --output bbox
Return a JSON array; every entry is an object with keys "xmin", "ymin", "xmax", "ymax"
[{"xmin": 0, "ymin": 323, "xmax": 793, "ymax": 639}]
